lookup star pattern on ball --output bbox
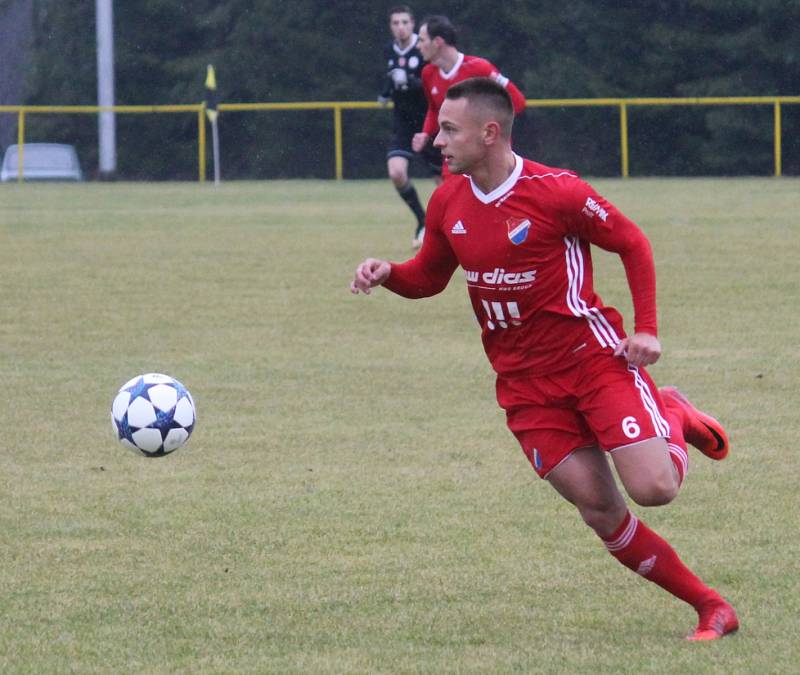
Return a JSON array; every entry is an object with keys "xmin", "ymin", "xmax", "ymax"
[
  {"xmin": 126, "ymin": 376, "xmax": 156, "ymax": 404},
  {"xmin": 112, "ymin": 374, "xmax": 195, "ymax": 457},
  {"xmin": 116, "ymin": 412, "xmax": 135, "ymax": 442},
  {"xmin": 154, "ymin": 406, "xmax": 185, "ymax": 439}
]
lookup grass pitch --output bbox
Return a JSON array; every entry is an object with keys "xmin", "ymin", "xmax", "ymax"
[{"xmin": 0, "ymin": 177, "xmax": 798, "ymax": 673}]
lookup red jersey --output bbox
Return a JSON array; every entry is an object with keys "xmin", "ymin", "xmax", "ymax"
[
  {"xmin": 421, "ymin": 53, "xmax": 526, "ymax": 136},
  {"xmin": 383, "ymin": 155, "xmax": 658, "ymax": 377}
]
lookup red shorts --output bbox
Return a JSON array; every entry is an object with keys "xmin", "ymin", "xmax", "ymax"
[{"xmin": 496, "ymin": 354, "xmax": 670, "ymax": 478}]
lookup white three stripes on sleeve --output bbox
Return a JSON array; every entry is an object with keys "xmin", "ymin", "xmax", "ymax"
[{"xmin": 563, "ymin": 236, "xmax": 622, "ymax": 349}]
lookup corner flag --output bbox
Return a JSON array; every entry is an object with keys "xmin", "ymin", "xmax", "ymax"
[
  {"xmin": 204, "ymin": 64, "xmax": 221, "ymax": 184},
  {"xmin": 205, "ymin": 64, "xmax": 218, "ymax": 123}
]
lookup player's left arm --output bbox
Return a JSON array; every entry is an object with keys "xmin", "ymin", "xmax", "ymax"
[
  {"xmin": 492, "ymin": 73, "xmax": 526, "ymax": 115},
  {"xmin": 479, "ymin": 60, "xmax": 526, "ymax": 115},
  {"xmin": 565, "ymin": 180, "xmax": 660, "ymax": 366}
]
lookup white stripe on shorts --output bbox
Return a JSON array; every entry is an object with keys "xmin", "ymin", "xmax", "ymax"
[{"xmin": 627, "ymin": 364, "xmax": 671, "ymax": 438}]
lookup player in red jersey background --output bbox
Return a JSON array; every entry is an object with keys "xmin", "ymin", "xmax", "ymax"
[
  {"xmin": 351, "ymin": 77, "xmax": 738, "ymax": 641},
  {"xmin": 411, "ymin": 16, "xmax": 526, "ymax": 163}
]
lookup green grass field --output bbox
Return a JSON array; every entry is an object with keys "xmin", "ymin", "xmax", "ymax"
[{"xmin": 1, "ymin": 177, "xmax": 798, "ymax": 673}]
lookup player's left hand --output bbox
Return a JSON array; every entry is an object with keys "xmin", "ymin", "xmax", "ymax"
[{"xmin": 614, "ymin": 332, "xmax": 661, "ymax": 367}]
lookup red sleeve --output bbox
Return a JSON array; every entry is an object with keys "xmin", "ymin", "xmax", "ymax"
[
  {"xmin": 563, "ymin": 180, "xmax": 658, "ymax": 336},
  {"xmin": 504, "ymin": 78, "xmax": 526, "ymax": 115},
  {"xmin": 421, "ymin": 66, "xmax": 439, "ymax": 136},
  {"xmin": 382, "ymin": 190, "xmax": 459, "ymax": 298},
  {"xmin": 476, "ymin": 59, "xmax": 526, "ymax": 115}
]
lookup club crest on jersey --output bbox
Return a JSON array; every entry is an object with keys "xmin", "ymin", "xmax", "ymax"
[{"xmin": 506, "ymin": 218, "xmax": 531, "ymax": 245}]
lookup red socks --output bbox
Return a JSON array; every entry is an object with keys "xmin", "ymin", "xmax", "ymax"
[
  {"xmin": 602, "ymin": 511, "xmax": 719, "ymax": 609},
  {"xmin": 665, "ymin": 408, "xmax": 688, "ymax": 485}
]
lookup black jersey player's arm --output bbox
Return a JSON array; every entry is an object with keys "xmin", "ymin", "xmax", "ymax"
[
  {"xmin": 379, "ymin": 44, "xmax": 393, "ymax": 103},
  {"xmin": 562, "ymin": 178, "xmax": 658, "ymax": 338},
  {"xmin": 383, "ymin": 191, "xmax": 459, "ymax": 298}
]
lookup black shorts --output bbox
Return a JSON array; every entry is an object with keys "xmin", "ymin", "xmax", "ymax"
[{"xmin": 386, "ymin": 118, "xmax": 442, "ymax": 175}]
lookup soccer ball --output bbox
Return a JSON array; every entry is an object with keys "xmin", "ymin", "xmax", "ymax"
[{"xmin": 111, "ymin": 373, "xmax": 196, "ymax": 457}]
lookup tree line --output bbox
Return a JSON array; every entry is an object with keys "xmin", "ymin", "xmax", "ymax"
[{"xmin": 14, "ymin": 0, "xmax": 800, "ymax": 179}]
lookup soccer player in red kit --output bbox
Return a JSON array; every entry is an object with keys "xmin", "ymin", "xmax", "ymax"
[
  {"xmin": 351, "ymin": 77, "xmax": 739, "ymax": 641},
  {"xmin": 411, "ymin": 16, "xmax": 525, "ymax": 156}
]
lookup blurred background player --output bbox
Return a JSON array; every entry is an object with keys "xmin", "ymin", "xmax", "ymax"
[
  {"xmin": 411, "ymin": 14, "xmax": 526, "ymax": 178},
  {"xmin": 379, "ymin": 5, "xmax": 443, "ymax": 249}
]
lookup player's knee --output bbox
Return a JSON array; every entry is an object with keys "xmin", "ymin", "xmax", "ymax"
[
  {"xmin": 627, "ymin": 474, "xmax": 679, "ymax": 507},
  {"xmin": 577, "ymin": 501, "xmax": 625, "ymax": 535},
  {"xmin": 388, "ymin": 166, "xmax": 408, "ymax": 186}
]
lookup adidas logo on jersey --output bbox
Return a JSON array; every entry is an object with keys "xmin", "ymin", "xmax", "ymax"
[{"xmin": 451, "ymin": 220, "xmax": 467, "ymax": 235}]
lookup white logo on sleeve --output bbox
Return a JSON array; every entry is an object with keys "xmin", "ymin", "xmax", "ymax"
[
  {"xmin": 451, "ymin": 220, "xmax": 467, "ymax": 235},
  {"xmin": 582, "ymin": 196, "xmax": 608, "ymax": 221}
]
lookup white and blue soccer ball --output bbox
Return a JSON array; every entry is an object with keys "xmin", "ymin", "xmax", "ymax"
[{"xmin": 111, "ymin": 373, "xmax": 196, "ymax": 457}]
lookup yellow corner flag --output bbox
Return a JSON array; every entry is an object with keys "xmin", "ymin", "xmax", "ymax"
[{"xmin": 205, "ymin": 64, "xmax": 218, "ymax": 123}]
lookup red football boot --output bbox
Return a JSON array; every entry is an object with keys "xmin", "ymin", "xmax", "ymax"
[
  {"xmin": 687, "ymin": 598, "xmax": 739, "ymax": 641},
  {"xmin": 660, "ymin": 387, "xmax": 729, "ymax": 460}
]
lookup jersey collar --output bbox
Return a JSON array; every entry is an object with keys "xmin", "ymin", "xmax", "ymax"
[
  {"xmin": 393, "ymin": 34, "xmax": 419, "ymax": 56},
  {"xmin": 439, "ymin": 52, "xmax": 464, "ymax": 79},
  {"xmin": 468, "ymin": 154, "xmax": 524, "ymax": 204}
]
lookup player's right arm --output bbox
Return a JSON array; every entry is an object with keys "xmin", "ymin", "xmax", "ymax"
[
  {"xmin": 414, "ymin": 65, "xmax": 437, "ymax": 151},
  {"xmin": 350, "ymin": 190, "xmax": 459, "ymax": 298}
]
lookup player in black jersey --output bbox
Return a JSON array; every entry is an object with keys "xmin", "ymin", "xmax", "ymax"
[{"xmin": 379, "ymin": 5, "xmax": 442, "ymax": 248}]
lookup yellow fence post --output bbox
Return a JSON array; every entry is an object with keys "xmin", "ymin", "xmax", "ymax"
[
  {"xmin": 334, "ymin": 105, "xmax": 343, "ymax": 180},
  {"xmin": 17, "ymin": 109, "xmax": 25, "ymax": 183},
  {"xmin": 619, "ymin": 103, "xmax": 629, "ymax": 178},
  {"xmin": 774, "ymin": 101, "xmax": 782, "ymax": 178},
  {"xmin": 198, "ymin": 107, "xmax": 207, "ymax": 183}
]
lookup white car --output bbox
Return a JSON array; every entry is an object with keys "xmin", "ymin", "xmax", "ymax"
[{"xmin": 1, "ymin": 143, "xmax": 84, "ymax": 182}]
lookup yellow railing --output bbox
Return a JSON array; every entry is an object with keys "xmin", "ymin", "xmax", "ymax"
[{"xmin": 2, "ymin": 96, "xmax": 799, "ymax": 181}]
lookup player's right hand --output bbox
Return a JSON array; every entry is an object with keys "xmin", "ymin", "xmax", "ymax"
[
  {"xmin": 412, "ymin": 132, "xmax": 429, "ymax": 153},
  {"xmin": 377, "ymin": 95, "xmax": 390, "ymax": 107},
  {"xmin": 350, "ymin": 258, "xmax": 391, "ymax": 295}
]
